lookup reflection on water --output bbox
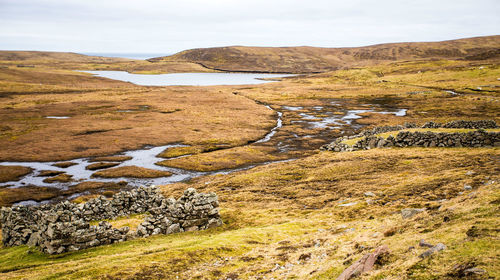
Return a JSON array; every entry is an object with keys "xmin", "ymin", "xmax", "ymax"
[
  {"xmin": 285, "ymin": 106, "xmax": 407, "ymax": 129},
  {"xmin": 0, "ymin": 144, "xmax": 195, "ymax": 189},
  {"xmin": 2, "ymin": 99, "xmax": 408, "ymax": 205},
  {"xmin": 81, "ymin": 71, "xmax": 295, "ymax": 86},
  {"xmin": 46, "ymin": 116, "xmax": 71, "ymax": 119}
]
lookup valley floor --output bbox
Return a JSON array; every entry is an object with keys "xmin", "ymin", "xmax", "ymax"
[{"xmin": 0, "ymin": 51, "xmax": 499, "ymax": 279}]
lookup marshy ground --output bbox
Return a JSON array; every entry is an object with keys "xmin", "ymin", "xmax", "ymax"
[{"xmin": 0, "ymin": 45, "xmax": 499, "ymax": 279}]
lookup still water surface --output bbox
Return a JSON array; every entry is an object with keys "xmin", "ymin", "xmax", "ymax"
[{"xmin": 82, "ymin": 71, "xmax": 295, "ymax": 86}]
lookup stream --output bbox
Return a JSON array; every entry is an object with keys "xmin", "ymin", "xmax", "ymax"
[
  {"xmin": 1, "ymin": 101, "xmax": 406, "ymax": 197},
  {"xmin": 2, "ymin": 68, "xmax": 408, "ymax": 206}
]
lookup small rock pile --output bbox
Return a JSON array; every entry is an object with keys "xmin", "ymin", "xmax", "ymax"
[
  {"xmin": 0, "ymin": 187, "xmax": 222, "ymax": 254},
  {"xmin": 321, "ymin": 120, "xmax": 499, "ymax": 152}
]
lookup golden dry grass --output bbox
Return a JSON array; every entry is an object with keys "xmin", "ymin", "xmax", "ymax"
[
  {"xmin": 90, "ymin": 156, "xmax": 132, "ymax": 162},
  {"xmin": 0, "ymin": 181, "xmax": 128, "ymax": 206},
  {"xmin": 0, "ymin": 68, "xmax": 275, "ymax": 162},
  {"xmin": 154, "ymin": 35, "xmax": 500, "ymax": 73},
  {"xmin": 0, "ymin": 51, "xmax": 217, "ymax": 74},
  {"xmin": 91, "ymin": 166, "xmax": 172, "ymax": 178},
  {"xmin": 42, "ymin": 173, "xmax": 73, "ymax": 183},
  {"xmin": 0, "ymin": 165, "xmax": 31, "ymax": 183},
  {"xmin": 52, "ymin": 162, "xmax": 78, "ymax": 168},
  {"xmin": 86, "ymin": 162, "xmax": 120, "ymax": 171},
  {"xmin": 0, "ymin": 43, "xmax": 499, "ymax": 279},
  {"xmin": 0, "ymin": 186, "xmax": 60, "ymax": 207},
  {"xmin": 37, "ymin": 170, "xmax": 64, "ymax": 177},
  {"xmin": 0, "ymin": 148, "xmax": 498, "ymax": 279},
  {"xmin": 157, "ymin": 145, "xmax": 288, "ymax": 172}
]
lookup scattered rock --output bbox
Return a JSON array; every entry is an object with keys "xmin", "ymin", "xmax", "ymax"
[
  {"xmin": 464, "ymin": 185, "xmax": 473, "ymax": 190},
  {"xmin": 336, "ymin": 245, "xmax": 390, "ymax": 280},
  {"xmin": 419, "ymin": 239, "xmax": 434, "ymax": 248},
  {"xmin": 401, "ymin": 208, "xmax": 426, "ymax": 219},
  {"xmin": 449, "ymin": 262, "xmax": 487, "ymax": 278},
  {"xmin": 419, "ymin": 243, "xmax": 446, "ymax": 258},
  {"xmin": 463, "ymin": 267, "xmax": 486, "ymax": 276},
  {"xmin": 364, "ymin": 192, "xmax": 375, "ymax": 197}
]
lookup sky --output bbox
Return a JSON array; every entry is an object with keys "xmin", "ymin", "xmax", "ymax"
[{"xmin": 0, "ymin": 0, "xmax": 499, "ymax": 55}]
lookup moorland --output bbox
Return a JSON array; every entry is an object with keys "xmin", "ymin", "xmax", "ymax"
[{"xmin": 0, "ymin": 35, "xmax": 499, "ymax": 279}]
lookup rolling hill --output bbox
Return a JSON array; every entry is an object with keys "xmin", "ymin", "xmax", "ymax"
[{"xmin": 149, "ymin": 35, "xmax": 500, "ymax": 73}]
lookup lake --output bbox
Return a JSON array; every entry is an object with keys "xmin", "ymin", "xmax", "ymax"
[
  {"xmin": 81, "ymin": 71, "xmax": 294, "ymax": 86},
  {"xmin": 81, "ymin": 71, "xmax": 295, "ymax": 86},
  {"xmin": 81, "ymin": 53, "xmax": 169, "ymax": 60}
]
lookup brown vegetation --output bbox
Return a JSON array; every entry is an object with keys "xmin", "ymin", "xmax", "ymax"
[
  {"xmin": 151, "ymin": 35, "xmax": 500, "ymax": 73},
  {"xmin": 91, "ymin": 166, "xmax": 172, "ymax": 178},
  {"xmin": 157, "ymin": 146, "xmax": 288, "ymax": 172},
  {"xmin": 0, "ymin": 67, "xmax": 274, "ymax": 162},
  {"xmin": 37, "ymin": 170, "xmax": 64, "ymax": 177},
  {"xmin": 90, "ymin": 156, "xmax": 132, "ymax": 162},
  {"xmin": 52, "ymin": 162, "xmax": 77, "ymax": 168},
  {"xmin": 42, "ymin": 173, "xmax": 73, "ymax": 183},
  {"xmin": 0, "ymin": 51, "xmax": 216, "ymax": 74},
  {"xmin": 0, "ymin": 186, "xmax": 59, "ymax": 206},
  {"xmin": 0, "ymin": 181, "xmax": 128, "ymax": 206},
  {"xmin": 86, "ymin": 162, "xmax": 120, "ymax": 171},
  {"xmin": 0, "ymin": 165, "xmax": 31, "ymax": 183},
  {"xmin": 0, "ymin": 36, "xmax": 499, "ymax": 279}
]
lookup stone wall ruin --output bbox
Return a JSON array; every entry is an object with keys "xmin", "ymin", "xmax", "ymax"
[
  {"xmin": 322, "ymin": 120, "xmax": 499, "ymax": 152},
  {"xmin": 0, "ymin": 187, "xmax": 222, "ymax": 254}
]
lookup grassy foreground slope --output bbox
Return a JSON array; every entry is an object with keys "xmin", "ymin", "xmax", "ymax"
[
  {"xmin": 150, "ymin": 35, "xmax": 500, "ymax": 73},
  {"xmin": 0, "ymin": 148, "xmax": 498, "ymax": 279},
  {"xmin": 0, "ymin": 36, "xmax": 499, "ymax": 279}
]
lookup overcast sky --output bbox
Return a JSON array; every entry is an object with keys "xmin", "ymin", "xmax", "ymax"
[{"xmin": 1, "ymin": 0, "xmax": 499, "ymax": 55}]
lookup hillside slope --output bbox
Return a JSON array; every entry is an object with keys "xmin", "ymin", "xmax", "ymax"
[
  {"xmin": 149, "ymin": 35, "xmax": 500, "ymax": 73},
  {"xmin": 0, "ymin": 51, "xmax": 215, "ymax": 73},
  {"xmin": 0, "ymin": 51, "xmax": 132, "ymax": 63}
]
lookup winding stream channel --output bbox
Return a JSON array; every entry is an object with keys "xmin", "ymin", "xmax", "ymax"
[{"xmin": 0, "ymin": 72, "xmax": 408, "ymax": 205}]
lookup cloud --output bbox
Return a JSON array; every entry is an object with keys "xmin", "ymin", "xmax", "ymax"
[{"xmin": 0, "ymin": 0, "xmax": 499, "ymax": 53}]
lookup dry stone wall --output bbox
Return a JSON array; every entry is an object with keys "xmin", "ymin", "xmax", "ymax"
[
  {"xmin": 322, "ymin": 120, "xmax": 499, "ymax": 152},
  {"xmin": 0, "ymin": 187, "xmax": 222, "ymax": 254}
]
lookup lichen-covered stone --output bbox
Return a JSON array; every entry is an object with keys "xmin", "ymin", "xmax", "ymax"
[
  {"xmin": 0, "ymin": 187, "xmax": 222, "ymax": 254},
  {"xmin": 322, "ymin": 120, "xmax": 499, "ymax": 152}
]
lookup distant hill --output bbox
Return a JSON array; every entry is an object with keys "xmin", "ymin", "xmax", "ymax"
[
  {"xmin": 0, "ymin": 51, "xmax": 132, "ymax": 63},
  {"xmin": 149, "ymin": 35, "xmax": 500, "ymax": 73}
]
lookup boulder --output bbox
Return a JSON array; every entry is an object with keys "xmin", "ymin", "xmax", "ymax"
[
  {"xmin": 401, "ymin": 208, "xmax": 426, "ymax": 219},
  {"xmin": 419, "ymin": 243, "xmax": 446, "ymax": 258},
  {"xmin": 336, "ymin": 245, "xmax": 390, "ymax": 280}
]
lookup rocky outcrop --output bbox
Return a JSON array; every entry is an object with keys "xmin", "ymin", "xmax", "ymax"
[
  {"xmin": 336, "ymin": 245, "xmax": 390, "ymax": 280},
  {"xmin": 0, "ymin": 187, "xmax": 222, "ymax": 254},
  {"xmin": 321, "ymin": 120, "xmax": 499, "ymax": 152}
]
